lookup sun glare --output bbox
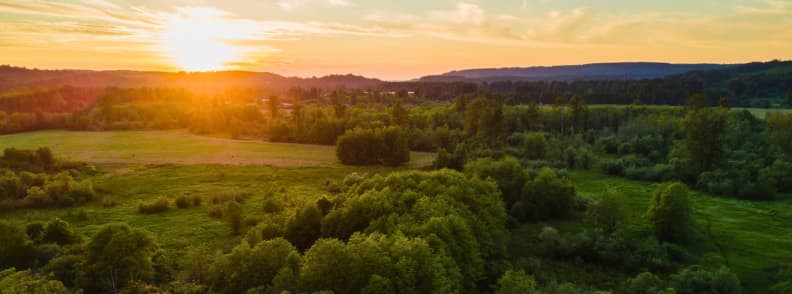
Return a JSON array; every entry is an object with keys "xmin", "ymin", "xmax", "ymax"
[{"xmin": 161, "ymin": 8, "xmax": 241, "ymax": 72}]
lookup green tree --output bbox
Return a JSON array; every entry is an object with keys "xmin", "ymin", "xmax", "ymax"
[
  {"xmin": 209, "ymin": 238, "xmax": 299, "ymax": 294},
  {"xmin": 40, "ymin": 218, "xmax": 81, "ymax": 246},
  {"xmin": 519, "ymin": 168, "xmax": 576, "ymax": 221},
  {"xmin": 181, "ymin": 245, "xmax": 214, "ymax": 285},
  {"xmin": 522, "ymin": 132, "xmax": 548, "ymax": 160},
  {"xmin": 585, "ymin": 190, "xmax": 627, "ymax": 234},
  {"xmin": 464, "ymin": 157, "xmax": 527, "ymax": 208},
  {"xmin": 621, "ymin": 272, "xmax": 673, "ymax": 294},
  {"xmin": 286, "ymin": 203, "xmax": 323, "ymax": 251},
  {"xmin": 389, "ymin": 101, "xmax": 409, "ymax": 126},
  {"xmin": 320, "ymin": 170, "xmax": 506, "ymax": 290},
  {"xmin": 0, "ymin": 268, "xmax": 67, "ymax": 294},
  {"xmin": 268, "ymin": 95, "xmax": 280, "ymax": 118},
  {"xmin": 379, "ymin": 126, "xmax": 410, "ymax": 166},
  {"xmin": 682, "ymin": 106, "xmax": 727, "ymax": 175},
  {"xmin": 647, "ymin": 182, "xmax": 694, "ymax": 243},
  {"xmin": 568, "ymin": 95, "xmax": 588, "ymax": 133},
  {"xmin": 669, "ymin": 265, "xmax": 741, "ymax": 294},
  {"xmin": 223, "ymin": 201, "xmax": 243, "ymax": 235},
  {"xmin": 495, "ymin": 270, "xmax": 539, "ymax": 294},
  {"xmin": 0, "ymin": 221, "xmax": 35, "ymax": 270},
  {"xmin": 81, "ymin": 223, "xmax": 158, "ymax": 293}
]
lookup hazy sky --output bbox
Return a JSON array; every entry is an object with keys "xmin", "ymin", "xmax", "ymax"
[{"xmin": 1, "ymin": 0, "xmax": 790, "ymax": 80}]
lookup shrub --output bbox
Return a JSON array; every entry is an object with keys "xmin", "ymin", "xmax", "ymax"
[
  {"xmin": 538, "ymin": 226, "xmax": 563, "ymax": 257},
  {"xmin": 669, "ymin": 265, "xmax": 741, "ymax": 294},
  {"xmin": 191, "ymin": 195, "xmax": 202, "ymax": 206},
  {"xmin": 211, "ymin": 191, "xmax": 248, "ymax": 205},
  {"xmin": 40, "ymin": 218, "xmax": 81, "ymax": 245},
  {"xmin": 175, "ymin": 196, "xmax": 192, "ymax": 209},
  {"xmin": 647, "ymin": 182, "xmax": 694, "ymax": 243},
  {"xmin": 585, "ymin": 190, "xmax": 627, "ymax": 234},
  {"xmin": 101, "ymin": 199, "xmax": 117, "ymax": 208},
  {"xmin": 244, "ymin": 216, "xmax": 260, "ymax": 227},
  {"xmin": 342, "ymin": 172, "xmax": 368, "ymax": 187},
  {"xmin": 262, "ymin": 197, "xmax": 283, "ymax": 214},
  {"xmin": 223, "ymin": 201, "xmax": 243, "ymax": 235},
  {"xmin": 208, "ymin": 205, "xmax": 223, "ymax": 218},
  {"xmin": 517, "ymin": 168, "xmax": 576, "ymax": 221},
  {"xmin": 600, "ymin": 159, "xmax": 624, "ymax": 176},
  {"xmin": 495, "ymin": 270, "xmax": 539, "ymax": 294},
  {"xmin": 464, "ymin": 157, "xmax": 527, "ymax": 208},
  {"xmin": 24, "ymin": 186, "xmax": 51, "ymax": 207},
  {"xmin": 522, "ymin": 133, "xmax": 548, "ymax": 160},
  {"xmin": 138, "ymin": 197, "xmax": 171, "ymax": 214},
  {"xmin": 69, "ymin": 180, "xmax": 97, "ymax": 202}
]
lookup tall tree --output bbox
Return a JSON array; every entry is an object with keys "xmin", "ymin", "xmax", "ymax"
[
  {"xmin": 567, "ymin": 95, "xmax": 588, "ymax": 133},
  {"xmin": 389, "ymin": 101, "xmax": 409, "ymax": 126},
  {"xmin": 82, "ymin": 223, "xmax": 157, "ymax": 293},
  {"xmin": 682, "ymin": 106, "xmax": 727, "ymax": 174},
  {"xmin": 646, "ymin": 182, "xmax": 694, "ymax": 243},
  {"xmin": 268, "ymin": 95, "xmax": 280, "ymax": 119}
]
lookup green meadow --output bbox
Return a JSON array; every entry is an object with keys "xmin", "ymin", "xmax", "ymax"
[
  {"xmin": 539, "ymin": 171, "xmax": 792, "ymax": 291},
  {"xmin": 1, "ymin": 130, "xmax": 789, "ymax": 292},
  {"xmin": 0, "ymin": 130, "xmax": 433, "ymax": 167},
  {"xmin": 0, "ymin": 130, "xmax": 431, "ymax": 249}
]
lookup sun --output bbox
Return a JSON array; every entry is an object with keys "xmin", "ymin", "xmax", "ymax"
[{"xmin": 161, "ymin": 8, "xmax": 240, "ymax": 72}]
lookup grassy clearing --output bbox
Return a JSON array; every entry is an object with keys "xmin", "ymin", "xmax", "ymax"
[
  {"xmin": 0, "ymin": 164, "xmax": 412, "ymax": 251},
  {"xmin": 568, "ymin": 170, "xmax": 792, "ymax": 291},
  {"xmin": 732, "ymin": 107, "xmax": 792, "ymax": 119},
  {"xmin": 0, "ymin": 130, "xmax": 434, "ymax": 168}
]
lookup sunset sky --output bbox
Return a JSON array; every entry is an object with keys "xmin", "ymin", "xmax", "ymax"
[{"xmin": 1, "ymin": 0, "xmax": 790, "ymax": 80}]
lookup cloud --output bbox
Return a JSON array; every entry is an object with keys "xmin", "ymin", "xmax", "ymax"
[
  {"xmin": 363, "ymin": 2, "xmax": 593, "ymax": 44},
  {"xmin": 327, "ymin": 0, "xmax": 352, "ymax": 7},
  {"xmin": 735, "ymin": 0, "xmax": 792, "ymax": 15},
  {"xmin": 277, "ymin": 0, "xmax": 352, "ymax": 11}
]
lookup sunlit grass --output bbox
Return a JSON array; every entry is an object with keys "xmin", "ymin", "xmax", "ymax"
[{"xmin": 0, "ymin": 130, "xmax": 434, "ymax": 168}]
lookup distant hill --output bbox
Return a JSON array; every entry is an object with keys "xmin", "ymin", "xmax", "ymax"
[
  {"xmin": 419, "ymin": 62, "xmax": 731, "ymax": 82},
  {"xmin": 0, "ymin": 66, "xmax": 382, "ymax": 92}
]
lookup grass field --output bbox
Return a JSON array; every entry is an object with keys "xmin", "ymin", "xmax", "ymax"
[
  {"xmin": 0, "ymin": 130, "xmax": 433, "ymax": 251},
  {"xmin": 568, "ymin": 171, "xmax": 792, "ymax": 291},
  {"xmin": 1, "ymin": 130, "xmax": 788, "ymax": 292},
  {"xmin": 0, "ymin": 130, "xmax": 434, "ymax": 168},
  {"xmin": 1, "ymin": 164, "xmax": 413, "ymax": 250}
]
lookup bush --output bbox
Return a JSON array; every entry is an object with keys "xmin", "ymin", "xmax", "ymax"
[
  {"xmin": 522, "ymin": 133, "xmax": 549, "ymax": 160},
  {"xmin": 223, "ymin": 201, "xmax": 243, "ymax": 235},
  {"xmin": 495, "ymin": 270, "xmax": 539, "ymax": 294},
  {"xmin": 175, "ymin": 196, "xmax": 192, "ymax": 209},
  {"xmin": 669, "ymin": 265, "xmax": 741, "ymax": 294},
  {"xmin": 464, "ymin": 157, "xmax": 527, "ymax": 208},
  {"xmin": 211, "ymin": 191, "xmax": 248, "ymax": 205},
  {"xmin": 40, "ymin": 218, "xmax": 81, "ymax": 245},
  {"xmin": 585, "ymin": 190, "xmax": 627, "ymax": 234},
  {"xmin": 191, "ymin": 195, "xmax": 202, "ymax": 206},
  {"xmin": 262, "ymin": 197, "xmax": 283, "ymax": 214},
  {"xmin": 138, "ymin": 197, "xmax": 171, "ymax": 214},
  {"xmin": 538, "ymin": 226, "xmax": 563, "ymax": 257},
  {"xmin": 601, "ymin": 159, "xmax": 624, "ymax": 176},
  {"xmin": 647, "ymin": 182, "xmax": 694, "ymax": 243},
  {"xmin": 517, "ymin": 168, "xmax": 576, "ymax": 221},
  {"xmin": 208, "ymin": 205, "xmax": 223, "ymax": 218},
  {"xmin": 342, "ymin": 172, "xmax": 368, "ymax": 187}
]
